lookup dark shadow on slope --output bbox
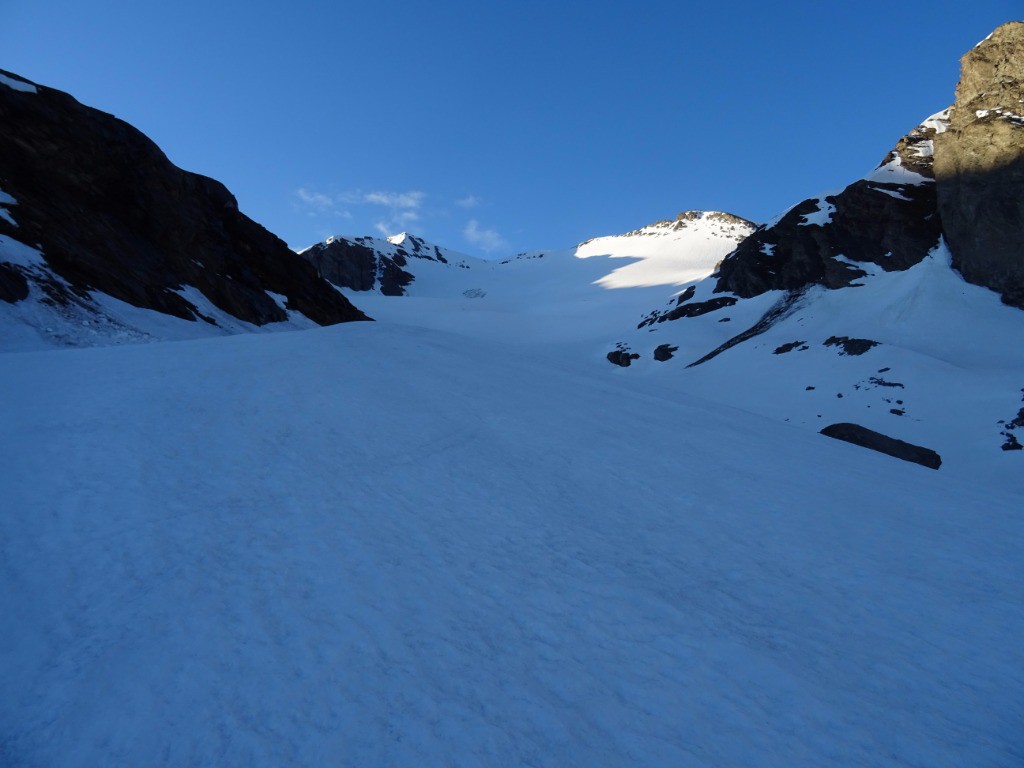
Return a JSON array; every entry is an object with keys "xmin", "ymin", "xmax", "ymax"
[{"xmin": 935, "ymin": 151, "xmax": 1024, "ymax": 309}]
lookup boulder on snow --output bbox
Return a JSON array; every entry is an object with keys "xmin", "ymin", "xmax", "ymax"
[
  {"xmin": 820, "ymin": 422, "xmax": 942, "ymax": 469},
  {"xmin": 823, "ymin": 336, "xmax": 880, "ymax": 356},
  {"xmin": 653, "ymin": 344, "xmax": 678, "ymax": 361},
  {"xmin": 607, "ymin": 349, "xmax": 640, "ymax": 367}
]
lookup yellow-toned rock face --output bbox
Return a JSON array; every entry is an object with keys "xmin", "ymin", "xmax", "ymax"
[{"xmin": 935, "ymin": 22, "xmax": 1024, "ymax": 308}]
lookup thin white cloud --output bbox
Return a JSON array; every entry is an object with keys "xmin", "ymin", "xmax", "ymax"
[
  {"xmin": 463, "ymin": 219, "xmax": 508, "ymax": 253},
  {"xmin": 375, "ymin": 210, "xmax": 420, "ymax": 237},
  {"xmin": 363, "ymin": 191, "xmax": 425, "ymax": 209},
  {"xmin": 296, "ymin": 187, "xmax": 335, "ymax": 211},
  {"xmin": 359, "ymin": 190, "xmax": 425, "ymax": 236},
  {"xmin": 455, "ymin": 195, "xmax": 480, "ymax": 209},
  {"xmin": 336, "ymin": 190, "xmax": 365, "ymax": 205},
  {"xmin": 296, "ymin": 187, "xmax": 428, "ymax": 237},
  {"xmin": 294, "ymin": 187, "xmax": 353, "ymax": 218}
]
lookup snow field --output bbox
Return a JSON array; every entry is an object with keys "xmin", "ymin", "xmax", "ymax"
[{"xmin": 1, "ymin": 323, "xmax": 1021, "ymax": 766}]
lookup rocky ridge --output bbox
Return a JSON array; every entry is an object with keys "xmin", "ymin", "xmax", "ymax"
[
  {"xmin": 713, "ymin": 113, "xmax": 948, "ymax": 300},
  {"xmin": 583, "ymin": 210, "xmax": 754, "ymax": 243},
  {"xmin": 299, "ymin": 232, "xmax": 475, "ymax": 296},
  {"xmin": 0, "ymin": 68, "xmax": 367, "ymax": 348}
]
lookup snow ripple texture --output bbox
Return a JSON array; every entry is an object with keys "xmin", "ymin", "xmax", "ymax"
[{"xmin": 1, "ymin": 323, "xmax": 1021, "ymax": 767}]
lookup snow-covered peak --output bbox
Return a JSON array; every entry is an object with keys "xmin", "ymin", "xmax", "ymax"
[
  {"xmin": 299, "ymin": 232, "xmax": 483, "ymax": 296},
  {"xmin": 309, "ymin": 232, "xmax": 477, "ymax": 266},
  {"xmin": 575, "ymin": 211, "xmax": 755, "ymax": 289},
  {"xmin": 603, "ymin": 210, "xmax": 755, "ymax": 241}
]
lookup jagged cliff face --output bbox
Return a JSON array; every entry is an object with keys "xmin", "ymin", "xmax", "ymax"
[
  {"xmin": 0, "ymin": 68, "xmax": 367, "ymax": 342},
  {"xmin": 299, "ymin": 233, "xmax": 475, "ymax": 296},
  {"xmin": 714, "ymin": 112, "xmax": 948, "ymax": 299},
  {"xmin": 713, "ymin": 22, "xmax": 1024, "ymax": 309},
  {"xmin": 935, "ymin": 22, "xmax": 1024, "ymax": 308}
]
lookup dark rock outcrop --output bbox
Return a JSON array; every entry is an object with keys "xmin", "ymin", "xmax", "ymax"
[
  {"xmin": 687, "ymin": 290, "xmax": 806, "ymax": 368},
  {"xmin": 0, "ymin": 69, "xmax": 367, "ymax": 326},
  {"xmin": 823, "ymin": 336, "xmax": 879, "ymax": 356},
  {"xmin": 0, "ymin": 263, "xmax": 29, "ymax": 303},
  {"xmin": 300, "ymin": 233, "xmax": 457, "ymax": 296},
  {"xmin": 773, "ymin": 340, "xmax": 807, "ymax": 354},
  {"xmin": 638, "ymin": 295, "xmax": 737, "ymax": 327},
  {"xmin": 934, "ymin": 22, "xmax": 1024, "ymax": 309},
  {"xmin": 666, "ymin": 296, "xmax": 737, "ymax": 319},
  {"xmin": 715, "ymin": 138, "xmax": 942, "ymax": 299},
  {"xmin": 304, "ymin": 238, "xmax": 380, "ymax": 292},
  {"xmin": 653, "ymin": 344, "xmax": 678, "ymax": 361},
  {"xmin": 998, "ymin": 390, "xmax": 1024, "ymax": 449},
  {"xmin": 607, "ymin": 346, "xmax": 640, "ymax": 367},
  {"xmin": 820, "ymin": 422, "xmax": 942, "ymax": 469},
  {"xmin": 674, "ymin": 285, "xmax": 696, "ymax": 305}
]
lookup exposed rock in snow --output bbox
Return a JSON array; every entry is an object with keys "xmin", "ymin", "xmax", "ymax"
[
  {"xmin": 823, "ymin": 336, "xmax": 880, "ymax": 356},
  {"xmin": 820, "ymin": 422, "xmax": 942, "ymax": 469}
]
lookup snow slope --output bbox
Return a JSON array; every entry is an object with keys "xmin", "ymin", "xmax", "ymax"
[
  {"xmin": 319, "ymin": 211, "xmax": 1023, "ymax": 481},
  {"xmin": 575, "ymin": 211, "xmax": 755, "ymax": 289},
  {"xmin": 614, "ymin": 245, "xmax": 1024, "ymax": 483},
  {"xmin": 2, "ymin": 321, "xmax": 1022, "ymax": 767}
]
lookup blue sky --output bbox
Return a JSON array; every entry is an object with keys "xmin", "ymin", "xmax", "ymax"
[{"xmin": 2, "ymin": 1, "xmax": 1017, "ymax": 256}]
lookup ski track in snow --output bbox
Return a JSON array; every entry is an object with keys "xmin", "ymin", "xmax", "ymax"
[{"xmin": 2, "ymin": 323, "xmax": 1022, "ymax": 767}]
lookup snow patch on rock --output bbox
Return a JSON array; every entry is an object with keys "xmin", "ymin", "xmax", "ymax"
[{"xmin": 0, "ymin": 72, "xmax": 38, "ymax": 94}]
